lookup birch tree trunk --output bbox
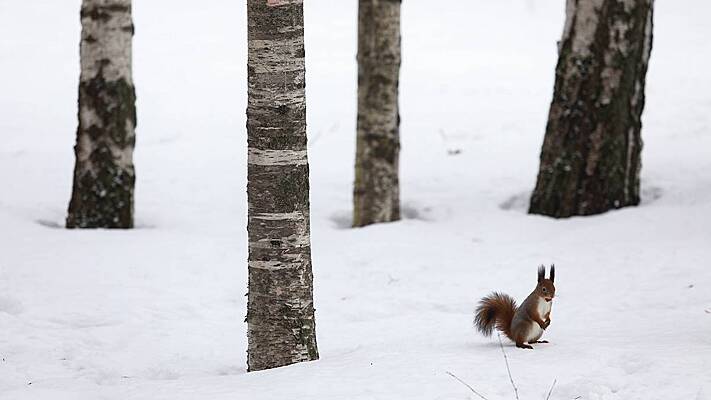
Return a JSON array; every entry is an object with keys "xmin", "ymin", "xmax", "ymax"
[
  {"xmin": 529, "ymin": 0, "xmax": 654, "ymax": 218},
  {"xmin": 353, "ymin": 0, "xmax": 401, "ymax": 227},
  {"xmin": 246, "ymin": 0, "xmax": 318, "ymax": 372},
  {"xmin": 67, "ymin": 0, "xmax": 136, "ymax": 229}
]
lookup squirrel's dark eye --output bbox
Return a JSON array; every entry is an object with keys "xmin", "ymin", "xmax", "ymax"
[{"xmin": 542, "ymin": 287, "xmax": 547, "ymax": 292}]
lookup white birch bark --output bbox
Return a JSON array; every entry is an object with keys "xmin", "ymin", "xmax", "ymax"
[
  {"xmin": 67, "ymin": 0, "xmax": 136, "ymax": 229},
  {"xmin": 246, "ymin": 0, "xmax": 319, "ymax": 372},
  {"xmin": 353, "ymin": 0, "xmax": 401, "ymax": 227},
  {"xmin": 530, "ymin": 0, "xmax": 654, "ymax": 218}
]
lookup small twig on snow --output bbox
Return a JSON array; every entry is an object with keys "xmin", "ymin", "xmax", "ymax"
[
  {"xmin": 445, "ymin": 371, "xmax": 489, "ymax": 400},
  {"xmin": 545, "ymin": 379, "xmax": 557, "ymax": 400},
  {"xmin": 497, "ymin": 333, "xmax": 520, "ymax": 400}
]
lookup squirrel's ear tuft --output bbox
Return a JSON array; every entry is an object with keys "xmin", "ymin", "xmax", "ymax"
[
  {"xmin": 538, "ymin": 265, "xmax": 545, "ymax": 283},
  {"xmin": 549, "ymin": 264, "xmax": 555, "ymax": 282}
]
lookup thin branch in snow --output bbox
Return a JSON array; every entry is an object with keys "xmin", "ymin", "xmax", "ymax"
[
  {"xmin": 498, "ymin": 333, "xmax": 520, "ymax": 400},
  {"xmin": 445, "ymin": 371, "xmax": 490, "ymax": 400},
  {"xmin": 545, "ymin": 379, "xmax": 557, "ymax": 400}
]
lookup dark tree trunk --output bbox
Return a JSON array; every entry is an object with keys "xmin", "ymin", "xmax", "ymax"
[
  {"xmin": 353, "ymin": 0, "xmax": 401, "ymax": 227},
  {"xmin": 67, "ymin": 0, "xmax": 136, "ymax": 229},
  {"xmin": 529, "ymin": 0, "xmax": 654, "ymax": 218},
  {"xmin": 246, "ymin": 0, "xmax": 319, "ymax": 372}
]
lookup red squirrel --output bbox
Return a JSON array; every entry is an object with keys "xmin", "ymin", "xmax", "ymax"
[{"xmin": 474, "ymin": 265, "xmax": 555, "ymax": 349}]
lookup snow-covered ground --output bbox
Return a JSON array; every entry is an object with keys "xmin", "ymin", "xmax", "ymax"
[{"xmin": 1, "ymin": 1, "xmax": 710, "ymax": 399}]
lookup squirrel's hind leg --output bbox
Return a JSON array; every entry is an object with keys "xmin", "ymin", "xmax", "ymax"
[
  {"xmin": 530, "ymin": 340, "xmax": 549, "ymax": 344},
  {"xmin": 516, "ymin": 342, "xmax": 533, "ymax": 349}
]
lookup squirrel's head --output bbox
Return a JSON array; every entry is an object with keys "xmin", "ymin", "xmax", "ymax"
[{"xmin": 536, "ymin": 264, "xmax": 556, "ymax": 302}]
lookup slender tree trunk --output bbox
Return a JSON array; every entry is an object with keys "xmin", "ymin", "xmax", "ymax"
[
  {"xmin": 353, "ymin": 0, "xmax": 401, "ymax": 227},
  {"xmin": 67, "ymin": 0, "xmax": 136, "ymax": 229},
  {"xmin": 246, "ymin": 0, "xmax": 318, "ymax": 372},
  {"xmin": 529, "ymin": 0, "xmax": 654, "ymax": 218}
]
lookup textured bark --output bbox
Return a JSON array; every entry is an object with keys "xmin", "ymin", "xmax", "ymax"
[
  {"xmin": 353, "ymin": 0, "xmax": 401, "ymax": 227},
  {"xmin": 246, "ymin": 0, "xmax": 318, "ymax": 372},
  {"xmin": 529, "ymin": 0, "xmax": 654, "ymax": 218},
  {"xmin": 67, "ymin": 0, "xmax": 136, "ymax": 229}
]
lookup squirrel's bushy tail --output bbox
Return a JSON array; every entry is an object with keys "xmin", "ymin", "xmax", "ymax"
[{"xmin": 474, "ymin": 292, "xmax": 517, "ymax": 341}]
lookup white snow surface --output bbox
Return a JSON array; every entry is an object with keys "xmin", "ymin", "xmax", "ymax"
[{"xmin": 1, "ymin": 1, "xmax": 710, "ymax": 399}]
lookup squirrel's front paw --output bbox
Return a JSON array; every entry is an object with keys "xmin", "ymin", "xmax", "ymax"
[{"xmin": 543, "ymin": 319, "xmax": 551, "ymax": 329}]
